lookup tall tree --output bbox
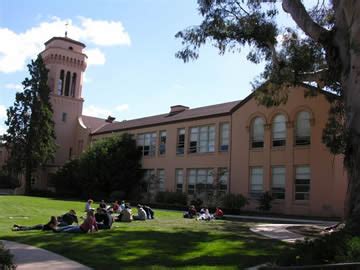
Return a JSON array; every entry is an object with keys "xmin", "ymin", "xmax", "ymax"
[
  {"xmin": 4, "ymin": 55, "xmax": 56, "ymax": 194},
  {"xmin": 176, "ymin": 0, "xmax": 360, "ymax": 233}
]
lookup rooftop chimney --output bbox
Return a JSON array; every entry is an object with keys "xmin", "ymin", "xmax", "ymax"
[
  {"xmin": 168, "ymin": 105, "xmax": 189, "ymax": 116},
  {"xmin": 106, "ymin": 116, "xmax": 116, "ymax": 123}
]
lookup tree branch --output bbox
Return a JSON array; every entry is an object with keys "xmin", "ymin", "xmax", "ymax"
[
  {"xmin": 282, "ymin": 0, "xmax": 330, "ymax": 44},
  {"xmin": 297, "ymin": 68, "xmax": 329, "ymax": 86}
]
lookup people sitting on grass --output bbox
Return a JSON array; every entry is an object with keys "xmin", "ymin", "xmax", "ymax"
[
  {"xmin": 143, "ymin": 205, "xmax": 154, "ymax": 219},
  {"xmin": 85, "ymin": 199, "xmax": 94, "ymax": 213},
  {"xmin": 111, "ymin": 200, "xmax": 120, "ymax": 213},
  {"xmin": 133, "ymin": 205, "xmax": 147, "ymax": 221},
  {"xmin": 115, "ymin": 204, "xmax": 133, "ymax": 222},
  {"xmin": 56, "ymin": 210, "xmax": 98, "ymax": 233},
  {"xmin": 120, "ymin": 200, "xmax": 126, "ymax": 212},
  {"xmin": 57, "ymin": 210, "xmax": 78, "ymax": 226},
  {"xmin": 95, "ymin": 208, "xmax": 113, "ymax": 230},
  {"xmin": 99, "ymin": 200, "xmax": 109, "ymax": 211},
  {"xmin": 214, "ymin": 207, "xmax": 224, "ymax": 219},
  {"xmin": 197, "ymin": 208, "xmax": 213, "ymax": 221},
  {"xmin": 12, "ymin": 216, "xmax": 58, "ymax": 231},
  {"xmin": 183, "ymin": 205, "xmax": 197, "ymax": 218}
]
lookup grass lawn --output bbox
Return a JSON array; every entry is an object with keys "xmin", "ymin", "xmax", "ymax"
[{"xmin": 0, "ymin": 196, "xmax": 288, "ymax": 269}]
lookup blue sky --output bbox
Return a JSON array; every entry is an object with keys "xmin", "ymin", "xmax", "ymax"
[{"xmin": 0, "ymin": 0, "xmax": 318, "ymax": 134}]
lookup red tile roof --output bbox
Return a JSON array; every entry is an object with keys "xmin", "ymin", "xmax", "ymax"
[
  {"xmin": 81, "ymin": 115, "xmax": 110, "ymax": 133},
  {"xmin": 93, "ymin": 100, "xmax": 241, "ymax": 135}
]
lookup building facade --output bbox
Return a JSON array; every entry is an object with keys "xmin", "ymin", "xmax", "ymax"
[{"xmin": 0, "ymin": 36, "xmax": 347, "ymax": 217}]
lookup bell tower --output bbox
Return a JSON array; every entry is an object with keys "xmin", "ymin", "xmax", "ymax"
[{"xmin": 40, "ymin": 36, "xmax": 87, "ymax": 166}]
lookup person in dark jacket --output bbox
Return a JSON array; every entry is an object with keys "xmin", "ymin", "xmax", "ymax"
[
  {"xmin": 95, "ymin": 208, "xmax": 113, "ymax": 229},
  {"xmin": 143, "ymin": 205, "xmax": 154, "ymax": 219},
  {"xmin": 12, "ymin": 216, "xmax": 58, "ymax": 231},
  {"xmin": 57, "ymin": 210, "xmax": 78, "ymax": 226}
]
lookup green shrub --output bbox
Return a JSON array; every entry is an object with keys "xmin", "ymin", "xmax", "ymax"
[
  {"xmin": 222, "ymin": 193, "xmax": 248, "ymax": 210},
  {"xmin": 155, "ymin": 191, "xmax": 187, "ymax": 205},
  {"xmin": 190, "ymin": 198, "xmax": 203, "ymax": 208},
  {"xmin": 0, "ymin": 170, "xmax": 20, "ymax": 189},
  {"xmin": 257, "ymin": 191, "xmax": 273, "ymax": 211},
  {"xmin": 109, "ymin": 190, "xmax": 126, "ymax": 202},
  {"xmin": 0, "ymin": 243, "xmax": 14, "ymax": 269}
]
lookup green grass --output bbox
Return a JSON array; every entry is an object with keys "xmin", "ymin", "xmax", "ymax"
[{"xmin": 0, "ymin": 196, "xmax": 288, "ymax": 269}]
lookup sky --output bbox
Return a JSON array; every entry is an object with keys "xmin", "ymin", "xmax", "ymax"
[{"xmin": 0, "ymin": 0, "xmax": 319, "ymax": 135}]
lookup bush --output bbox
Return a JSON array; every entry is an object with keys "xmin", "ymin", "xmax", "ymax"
[
  {"xmin": 0, "ymin": 243, "xmax": 14, "ymax": 269},
  {"xmin": 222, "ymin": 193, "xmax": 248, "ymax": 210},
  {"xmin": 257, "ymin": 191, "xmax": 273, "ymax": 211},
  {"xmin": 0, "ymin": 171, "xmax": 20, "ymax": 189},
  {"xmin": 109, "ymin": 190, "xmax": 126, "ymax": 202},
  {"xmin": 155, "ymin": 191, "xmax": 187, "ymax": 205},
  {"xmin": 190, "ymin": 198, "xmax": 203, "ymax": 208}
]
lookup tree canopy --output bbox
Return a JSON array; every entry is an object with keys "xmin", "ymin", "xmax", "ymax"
[
  {"xmin": 176, "ymin": 0, "xmax": 360, "ymax": 233},
  {"xmin": 4, "ymin": 55, "xmax": 56, "ymax": 194}
]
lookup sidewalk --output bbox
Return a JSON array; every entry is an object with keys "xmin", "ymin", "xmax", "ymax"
[{"xmin": 1, "ymin": 240, "xmax": 92, "ymax": 270}]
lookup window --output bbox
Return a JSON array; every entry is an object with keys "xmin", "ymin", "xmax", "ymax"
[
  {"xmin": 176, "ymin": 128, "xmax": 185, "ymax": 155},
  {"xmin": 62, "ymin": 112, "xmax": 67, "ymax": 122},
  {"xmin": 218, "ymin": 168, "xmax": 228, "ymax": 194},
  {"xmin": 157, "ymin": 169, "xmax": 165, "ymax": 192},
  {"xmin": 70, "ymin": 73, "xmax": 77, "ymax": 97},
  {"xmin": 64, "ymin": 71, "xmax": 71, "ymax": 96},
  {"xmin": 250, "ymin": 167, "xmax": 263, "ymax": 196},
  {"xmin": 189, "ymin": 125, "xmax": 215, "ymax": 153},
  {"xmin": 137, "ymin": 133, "xmax": 156, "ymax": 156},
  {"xmin": 58, "ymin": 70, "xmax": 64, "ymax": 95},
  {"xmin": 272, "ymin": 114, "xmax": 286, "ymax": 147},
  {"xmin": 143, "ymin": 169, "xmax": 156, "ymax": 193},
  {"xmin": 272, "ymin": 166, "xmax": 286, "ymax": 199},
  {"xmin": 251, "ymin": 117, "xmax": 265, "ymax": 148},
  {"xmin": 159, "ymin": 131, "xmax": 166, "ymax": 155},
  {"xmin": 175, "ymin": 169, "xmax": 184, "ymax": 192},
  {"xmin": 220, "ymin": 123, "xmax": 230, "ymax": 151},
  {"xmin": 296, "ymin": 111, "xmax": 311, "ymax": 145},
  {"xmin": 295, "ymin": 166, "xmax": 310, "ymax": 200},
  {"xmin": 187, "ymin": 169, "xmax": 214, "ymax": 195}
]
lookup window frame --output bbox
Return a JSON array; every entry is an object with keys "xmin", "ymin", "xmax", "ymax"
[
  {"xmin": 271, "ymin": 166, "xmax": 286, "ymax": 200},
  {"xmin": 272, "ymin": 114, "xmax": 287, "ymax": 147},
  {"xmin": 219, "ymin": 123, "xmax": 230, "ymax": 152},
  {"xmin": 159, "ymin": 130, "xmax": 167, "ymax": 155},
  {"xmin": 249, "ymin": 167, "xmax": 264, "ymax": 197},
  {"xmin": 137, "ymin": 132, "xmax": 157, "ymax": 157},
  {"xmin": 175, "ymin": 169, "xmax": 184, "ymax": 193},
  {"xmin": 251, "ymin": 117, "xmax": 265, "ymax": 149},
  {"xmin": 176, "ymin": 128, "xmax": 185, "ymax": 155},
  {"xmin": 189, "ymin": 125, "xmax": 215, "ymax": 154},
  {"xmin": 294, "ymin": 165, "xmax": 311, "ymax": 201},
  {"xmin": 295, "ymin": 111, "xmax": 311, "ymax": 146}
]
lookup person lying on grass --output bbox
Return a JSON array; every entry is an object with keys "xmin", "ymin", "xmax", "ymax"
[
  {"xmin": 55, "ymin": 210, "xmax": 98, "ymax": 233},
  {"xmin": 57, "ymin": 209, "xmax": 78, "ymax": 226},
  {"xmin": 143, "ymin": 205, "xmax": 154, "ymax": 219},
  {"xmin": 95, "ymin": 208, "xmax": 113, "ymax": 229},
  {"xmin": 12, "ymin": 216, "xmax": 58, "ymax": 231},
  {"xmin": 133, "ymin": 205, "xmax": 147, "ymax": 221}
]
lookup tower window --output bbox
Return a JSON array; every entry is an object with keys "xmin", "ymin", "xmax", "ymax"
[
  {"xmin": 62, "ymin": 112, "xmax": 67, "ymax": 122},
  {"xmin": 70, "ymin": 73, "xmax": 77, "ymax": 97},
  {"xmin": 64, "ymin": 71, "xmax": 71, "ymax": 96},
  {"xmin": 57, "ymin": 70, "xmax": 64, "ymax": 95},
  {"xmin": 68, "ymin": 46, "xmax": 73, "ymax": 50}
]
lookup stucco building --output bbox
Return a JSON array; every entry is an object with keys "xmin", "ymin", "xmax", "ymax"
[{"xmin": 1, "ymin": 36, "xmax": 347, "ymax": 217}]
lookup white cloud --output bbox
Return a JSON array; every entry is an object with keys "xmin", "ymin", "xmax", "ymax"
[
  {"xmin": 83, "ymin": 105, "xmax": 113, "ymax": 119},
  {"xmin": 0, "ymin": 16, "xmax": 131, "ymax": 73},
  {"xmin": 115, "ymin": 104, "xmax": 129, "ymax": 112},
  {"xmin": 79, "ymin": 17, "xmax": 131, "ymax": 46},
  {"xmin": 83, "ymin": 74, "xmax": 92, "ymax": 84},
  {"xmin": 0, "ymin": 105, "xmax": 7, "ymax": 119},
  {"xmin": 4, "ymin": 83, "xmax": 23, "ymax": 91},
  {"xmin": 84, "ymin": 48, "xmax": 106, "ymax": 66}
]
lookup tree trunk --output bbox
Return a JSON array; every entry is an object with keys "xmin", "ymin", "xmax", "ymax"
[{"xmin": 24, "ymin": 163, "xmax": 32, "ymax": 195}]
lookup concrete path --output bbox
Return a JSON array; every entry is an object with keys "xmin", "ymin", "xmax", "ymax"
[
  {"xmin": 1, "ymin": 240, "xmax": 92, "ymax": 270},
  {"xmin": 250, "ymin": 223, "xmax": 333, "ymax": 243}
]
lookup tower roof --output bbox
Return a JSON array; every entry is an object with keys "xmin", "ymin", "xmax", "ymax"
[{"xmin": 44, "ymin": 37, "xmax": 86, "ymax": 48}]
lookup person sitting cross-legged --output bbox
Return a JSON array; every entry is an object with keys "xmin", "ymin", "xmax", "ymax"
[
  {"xmin": 95, "ymin": 208, "xmax": 113, "ymax": 230},
  {"xmin": 56, "ymin": 210, "xmax": 98, "ymax": 233},
  {"xmin": 133, "ymin": 205, "xmax": 147, "ymax": 221}
]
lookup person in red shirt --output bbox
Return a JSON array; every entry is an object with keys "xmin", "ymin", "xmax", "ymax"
[{"xmin": 214, "ymin": 207, "xmax": 224, "ymax": 219}]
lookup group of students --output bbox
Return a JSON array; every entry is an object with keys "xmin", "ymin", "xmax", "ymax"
[
  {"xmin": 183, "ymin": 205, "xmax": 224, "ymax": 221},
  {"xmin": 12, "ymin": 199, "xmax": 155, "ymax": 233}
]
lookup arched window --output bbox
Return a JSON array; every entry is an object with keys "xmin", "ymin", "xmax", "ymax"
[
  {"xmin": 295, "ymin": 111, "xmax": 311, "ymax": 145},
  {"xmin": 272, "ymin": 114, "xmax": 286, "ymax": 147},
  {"xmin": 57, "ymin": 70, "xmax": 64, "ymax": 95},
  {"xmin": 70, "ymin": 73, "xmax": 77, "ymax": 97},
  {"xmin": 64, "ymin": 71, "xmax": 71, "ymax": 96},
  {"xmin": 251, "ymin": 117, "xmax": 265, "ymax": 148}
]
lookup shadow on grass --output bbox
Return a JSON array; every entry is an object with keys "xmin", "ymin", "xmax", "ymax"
[{"xmin": 3, "ymin": 224, "xmax": 287, "ymax": 270}]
